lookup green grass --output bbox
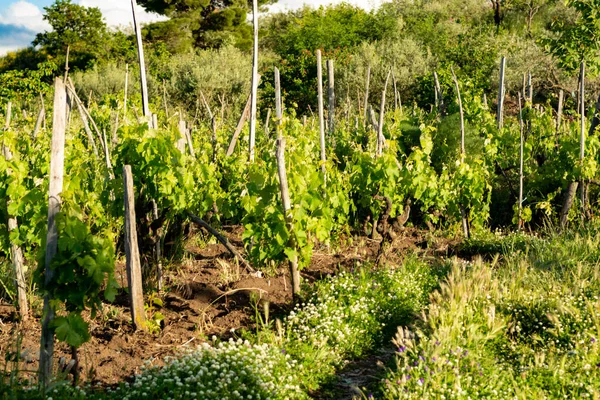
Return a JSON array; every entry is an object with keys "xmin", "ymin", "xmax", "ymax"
[{"xmin": 379, "ymin": 227, "xmax": 600, "ymax": 399}]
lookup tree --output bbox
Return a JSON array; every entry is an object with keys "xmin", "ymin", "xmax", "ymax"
[
  {"xmin": 262, "ymin": 4, "xmax": 385, "ymax": 57},
  {"xmin": 542, "ymin": 0, "xmax": 600, "ymax": 75},
  {"xmin": 138, "ymin": 0, "xmax": 271, "ymax": 51},
  {"xmin": 33, "ymin": 0, "xmax": 108, "ymax": 70}
]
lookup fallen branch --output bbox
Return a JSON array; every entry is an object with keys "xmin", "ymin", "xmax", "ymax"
[{"xmin": 186, "ymin": 211, "xmax": 255, "ymax": 273}]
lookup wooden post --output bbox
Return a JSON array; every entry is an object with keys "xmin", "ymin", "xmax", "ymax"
[
  {"xmin": 316, "ymin": 50, "xmax": 327, "ymax": 180},
  {"xmin": 123, "ymin": 165, "xmax": 146, "ymax": 331},
  {"xmin": 7, "ymin": 217, "xmax": 27, "ymax": 320},
  {"xmin": 185, "ymin": 124, "xmax": 196, "ymax": 159},
  {"xmin": 264, "ymin": 108, "xmax": 271, "ymax": 136},
  {"xmin": 275, "ymin": 67, "xmax": 282, "ymax": 124},
  {"xmin": 398, "ymin": 91, "xmax": 402, "ymax": 114},
  {"xmin": 518, "ymin": 94, "xmax": 524, "ymax": 231},
  {"xmin": 124, "ymin": 63, "xmax": 129, "ymax": 122},
  {"xmin": 274, "ymin": 68, "xmax": 283, "ymax": 141},
  {"xmin": 363, "ymin": 66, "xmax": 371, "ymax": 123},
  {"xmin": 327, "ymin": 60, "xmax": 335, "ymax": 135},
  {"xmin": 451, "ymin": 67, "xmax": 469, "ymax": 239},
  {"xmin": 4, "ymin": 101, "xmax": 11, "ymax": 129},
  {"xmin": 230, "ymin": 107, "xmax": 255, "ymax": 155},
  {"xmin": 560, "ymin": 64, "xmax": 590, "ymax": 228},
  {"xmin": 2, "ymin": 113, "xmax": 28, "ymax": 321},
  {"xmin": 131, "ymin": 0, "xmax": 150, "ymax": 118},
  {"xmin": 227, "ymin": 93, "xmax": 252, "ymax": 157},
  {"xmin": 376, "ymin": 71, "xmax": 391, "ymax": 157},
  {"xmin": 177, "ymin": 119, "xmax": 187, "ymax": 153},
  {"xmin": 162, "ymin": 79, "xmax": 169, "ymax": 118},
  {"xmin": 579, "ymin": 61, "xmax": 586, "ymax": 213},
  {"xmin": 276, "ymin": 137, "xmax": 300, "ymax": 296},
  {"xmin": 33, "ymin": 107, "xmax": 44, "ymax": 138},
  {"xmin": 66, "ymin": 79, "xmax": 106, "ymax": 152},
  {"xmin": 200, "ymin": 91, "xmax": 217, "ymax": 162},
  {"xmin": 556, "ymin": 89, "xmax": 564, "ymax": 137},
  {"xmin": 73, "ymin": 89, "xmax": 99, "ymax": 158},
  {"xmin": 63, "ymin": 45, "xmax": 70, "ymax": 83},
  {"xmin": 392, "ymin": 70, "xmax": 398, "ymax": 112},
  {"xmin": 249, "ymin": 0, "xmax": 259, "ymax": 162},
  {"xmin": 39, "ymin": 78, "xmax": 67, "ymax": 387},
  {"xmin": 434, "ymin": 71, "xmax": 444, "ymax": 115},
  {"xmin": 497, "ymin": 56, "xmax": 506, "ymax": 129},
  {"xmin": 526, "ymin": 71, "xmax": 533, "ymax": 103},
  {"xmin": 451, "ymin": 68, "xmax": 465, "ymax": 156}
]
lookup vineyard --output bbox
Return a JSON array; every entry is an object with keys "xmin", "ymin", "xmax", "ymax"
[{"xmin": 2, "ymin": 0, "xmax": 600, "ymax": 398}]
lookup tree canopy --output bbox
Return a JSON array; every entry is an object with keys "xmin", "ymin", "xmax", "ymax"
[
  {"xmin": 33, "ymin": 0, "xmax": 108, "ymax": 70},
  {"xmin": 138, "ymin": 0, "xmax": 271, "ymax": 51}
]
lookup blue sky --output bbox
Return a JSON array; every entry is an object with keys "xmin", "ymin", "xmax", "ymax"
[
  {"xmin": 0, "ymin": 0, "xmax": 386, "ymax": 56},
  {"xmin": 0, "ymin": 0, "xmax": 168, "ymax": 55},
  {"xmin": 0, "ymin": 0, "xmax": 52, "ymax": 6}
]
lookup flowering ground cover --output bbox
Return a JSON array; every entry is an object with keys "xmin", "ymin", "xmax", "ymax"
[{"xmin": 380, "ymin": 228, "xmax": 600, "ymax": 399}]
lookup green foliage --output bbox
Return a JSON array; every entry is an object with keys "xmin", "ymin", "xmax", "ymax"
[
  {"xmin": 33, "ymin": 0, "xmax": 108, "ymax": 71},
  {"xmin": 0, "ymin": 61, "xmax": 57, "ymax": 101},
  {"xmin": 541, "ymin": 0, "xmax": 600, "ymax": 75},
  {"xmin": 242, "ymin": 118, "xmax": 350, "ymax": 269},
  {"xmin": 262, "ymin": 4, "xmax": 385, "ymax": 56},
  {"xmin": 277, "ymin": 261, "xmax": 434, "ymax": 392},
  {"xmin": 381, "ymin": 229, "xmax": 600, "ymax": 398}
]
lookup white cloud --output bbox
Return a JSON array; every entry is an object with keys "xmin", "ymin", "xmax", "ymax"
[
  {"xmin": 77, "ymin": 0, "xmax": 167, "ymax": 28},
  {"xmin": 0, "ymin": 45, "xmax": 22, "ymax": 54},
  {"xmin": 0, "ymin": 0, "xmax": 167, "ymax": 55},
  {"xmin": 0, "ymin": 1, "xmax": 50, "ymax": 32},
  {"xmin": 266, "ymin": 0, "xmax": 390, "ymax": 13}
]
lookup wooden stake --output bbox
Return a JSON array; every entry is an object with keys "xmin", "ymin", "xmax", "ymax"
[
  {"xmin": 276, "ymin": 137, "xmax": 300, "ymax": 296},
  {"xmin": 579, "ymin": 61, "xmax": 586, "ymax": 213},
  {"xmin": 162, "ymin": 79, "xmax": 169, "ymax": 118},
  {"xmin": 451, "ymin": 67, "xmax": 469, "ymax": 239},
  {"xmin": 123, "ymin": 165, "xmax": 146, "ymax": 331},
  {"xmin": 177, "ymin": 119, "xmax": 187, "ymax": 153},
  {"xmin": 33, "ymin": 107, "xmax": 44, "ymax": 138},
  {"xmin": 63, "ymin": 45, "xmax": 70, "ymax": 83},
  {"xmin": 434, "ymin": 71, "xmax": 444, "ymax": 115},
  {"xmin": 39, "ymin": 77, "xmax": 67, "ymax": 387},
  {"xmin": 124, "ymin": 63, "xmax": 129, "ymax": 121},
  {"xmin": 497, "ymin": 56, "xmax": 506, "ymax": 129},
  {"xmin": 451, "ymin": 67, "xmax": 465, "ymax": 156},
  {"xmin": 2, "ymin": 128, "xmax": 28, "ymax": 320},
  {"xmin": 327, "ymin": 59, "xmax": 335, "ymax": 135},
  {"xmin": 66, "ymin": 80, "xmax": 105, "ymax": 156},
  {"xmin": 185, "ymin": 124, "xmax": 196, "ymax": 159},
  {"xmin": 275, "ymin": 66, "xmax": 282, "ymax": 124},
  {"xmin": 249, "ymin": 0, "xmax": 259, "ymax": 162},
  {"xmin": 316, "ymin": 50, "xmax": 327, "ymax": 180},
  {"xmin": 363, "ymin": 66, "xmax": 371, "ymax": 123},
  {"xmin": 556, "ymin": 89, "xmax": 564, "ymax": 138},
  {"xmin": 227, "ymin": 93, "xmax": 252, "ymax": 157},
  {"xmin": 264, "ymin": 108, "xmax": 271, "ymax": 136},
  {"xmin": 131, "ymin": 0, "xmax": 150, "ymax": 118},
  {"xmin": 4, "ymin": 101, "xmax": 11, "ymax": 129},
  {"xmin": 73, "ymin": 89, "xmax": 99, "ymax": 158},
  {"xmin": 376, "ymin": 70, "xmax": 391, "ymax": 157},
  {"xmin": 518, "ymin": 94, "xmax": 524, "ymax": 231},
  {"xmin": 526, "ymin": 71, "xmax": 533, "ymax": 103},
  {"xmin": 391, "ymin": 70, "xmax": 398, "ymax": 111}
]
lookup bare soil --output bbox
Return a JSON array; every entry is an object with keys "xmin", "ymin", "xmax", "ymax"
[{"xmin": 0, "ymin": 226, "xmax": 453, "ymax": 392}]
